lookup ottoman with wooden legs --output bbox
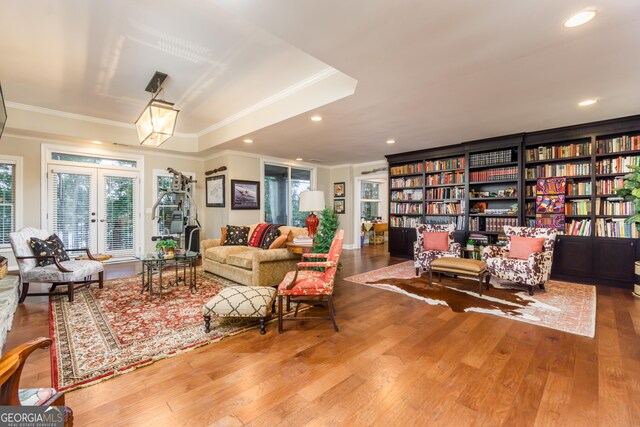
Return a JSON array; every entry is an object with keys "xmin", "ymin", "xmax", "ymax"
[
  {"xmin": 428, "ymin": 257, "xmax": 490, "ymax": 295},
  {"xmin": 203, "ymin": 286, "xmax": 276, "ymax": 335}
]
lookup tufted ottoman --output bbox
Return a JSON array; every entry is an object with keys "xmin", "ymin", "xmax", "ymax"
[{"xmin": 203, "ymin": 286, "xmax": 277, "ymax": 335}]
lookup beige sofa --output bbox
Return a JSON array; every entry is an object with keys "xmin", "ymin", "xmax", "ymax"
[{"xmin": 200, "ymin": 225, "xmax": 308, "ymax": 287}]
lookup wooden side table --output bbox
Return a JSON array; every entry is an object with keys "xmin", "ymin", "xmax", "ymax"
[{"xmin": 286, "ymin": 243, "xmax": 314, "ymax": 255}]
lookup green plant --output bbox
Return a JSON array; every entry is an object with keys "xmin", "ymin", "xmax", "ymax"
[
  {"xmin": 616, "ymin": 165, "xmax": 640, "ymax": 229},
  {"xmin": 311, "ymin": 208, "xmax": 340, "ymax": 269},
  {"xmin": 155, "ymin": 239, "xmax": 179, "ymax": 251}
]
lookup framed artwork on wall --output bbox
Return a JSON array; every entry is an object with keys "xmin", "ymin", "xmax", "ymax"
[
  {"xmin": 206, "ymin": 175, "xmax": 225, "ymax": 207},
  {"xmin": 334, "ymin": 199, "xmax": 345, "ymax": 214},
  {"xmin": 334, "ymin": 182, "xmax": 345, "ymax": 198},
  {"xmin": 231, "ymin": 179, "xmax": 260, "ymax": 210}
]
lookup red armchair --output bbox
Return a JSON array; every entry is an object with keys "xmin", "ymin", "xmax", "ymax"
[{"xmin": 277, "ymin": 230, "xmax": 344, "ymax": 333}]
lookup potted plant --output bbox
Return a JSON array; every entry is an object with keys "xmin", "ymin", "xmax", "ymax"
[
  {"xmin": 466, "ymin": 238, "xmax": 475, "ymax": 251},
  {"xmin": 615, "ymin": 164, "xmax": 640, "ymax": 298},
  {"xmin": 155, "ymin": 239, "xmax": 179, "ymax": 259}
]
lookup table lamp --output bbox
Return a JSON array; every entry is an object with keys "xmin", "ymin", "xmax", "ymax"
[{"xmin": 299, "ymin": 190, "xmax": 325, "ymax": 239}]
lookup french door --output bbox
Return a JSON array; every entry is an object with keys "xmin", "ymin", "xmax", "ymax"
[{"xmin": 48, "ymin": 166, "xmax": 140, "ymax": 258}]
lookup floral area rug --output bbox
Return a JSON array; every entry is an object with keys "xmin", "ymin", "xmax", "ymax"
[
  {"xmin": 345, "ymin": 261, "xmax": 596, "ymax": 338},
  {"xmin": 50, "ymin": 268, "xmax": 287, "ymax": 391}
]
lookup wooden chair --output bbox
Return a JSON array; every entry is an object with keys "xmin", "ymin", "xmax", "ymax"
[
  {"xmin": 0, "ymin": 337, "xmax": 72, "ymax": 425},
  {"xmin": 277, "ymin": 230, "xmax": 344, "ymax": 333}
]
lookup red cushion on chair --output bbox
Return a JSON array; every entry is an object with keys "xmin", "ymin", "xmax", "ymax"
[
  {"xmin": 423, "ymin": 232, "xmax": 449, "ymax": 251},
  {"xmin": 509, "ymin": 236, "xmax": 545, "ymax": 260}
]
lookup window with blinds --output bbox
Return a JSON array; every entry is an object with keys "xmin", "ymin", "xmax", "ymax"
[
  {"xmin": 51, "ymin": 171, "xmax": 93, "ymax": 250},
  {"xmin": 0, "ymin": 163, "xmax": 15, "ymax": 245},
  {"xmin": 103, "ymin": 175, "xmax": 137, "ymax": 254}
]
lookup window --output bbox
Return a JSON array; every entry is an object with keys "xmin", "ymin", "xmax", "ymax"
[
  {"xmin": 153, "ymin": 171, "xmax": 195, "ymax": 236},
  {"xmin": 264, "ymin": 164, "xmax": 312, "ymax": 227},
  {"xmin": 361, "ymin": 181, "xmax": 381, "ymax": 220},
  {"xmin": 51, "ymin": 152, "xmax": 137, "ymax": 168},
  {"xmin": 0, "ymin": 162, "xmax": 15, "ymax": 245}
]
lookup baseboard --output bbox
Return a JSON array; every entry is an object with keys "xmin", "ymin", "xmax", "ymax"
[{"xmin": 343, "ymin": 244, "xmax": 358, "ymax": 250}]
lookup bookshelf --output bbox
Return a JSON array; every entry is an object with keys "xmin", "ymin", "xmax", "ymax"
[{"xmin": 423, "ymin": 155, "xmax": 466, "ymax": 231}]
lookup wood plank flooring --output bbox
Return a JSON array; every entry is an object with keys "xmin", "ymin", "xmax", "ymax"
[{"xmin": 4, "ymin": 244, "xmax": 640, "ymax": 426}]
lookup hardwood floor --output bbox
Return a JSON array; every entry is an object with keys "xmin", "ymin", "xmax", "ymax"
[{"xmin": 4, "ymin": 244, "xmax": 640, "ymax": 426}]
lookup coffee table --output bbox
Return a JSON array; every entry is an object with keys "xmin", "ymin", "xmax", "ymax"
[{"xmin": 138, "ymin": 251, "xmax": 198, "ymax": 300}]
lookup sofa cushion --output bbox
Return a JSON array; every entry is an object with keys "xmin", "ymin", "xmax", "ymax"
[
  {"xmin": 269, "ymin": 232, "xmax": 289, "ymax": 249},
  {"xmin": 206, "ymin": 246, "xmax": 260, "ymax": 264},
  {"xmin": 224, "ymin": 226, "xmax": 250, "ymax": 246},
  {"xmin": 226, "ymin": 252, "xmax": 254, "ymax": 270},
  {"xmin": 278, "ymin": 226, "xmax": 308, "ymax": 242}
]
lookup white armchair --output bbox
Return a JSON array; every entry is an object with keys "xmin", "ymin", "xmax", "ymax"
[
  {"xmin": 482, "ymin": 226, "xmax": 556, "ymax": 295},
  {"xmin": 9, "ymin": 227, "xmax": 104, "ymax": 303}
]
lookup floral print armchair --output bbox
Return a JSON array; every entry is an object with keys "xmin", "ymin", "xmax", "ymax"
[
  {"xmin": 482, "ymin": 226, "xmax": 557, "ymax": 295},
  {"xmin": 413, "ymin": 223, "xmax": 461, "ymax": 275}
]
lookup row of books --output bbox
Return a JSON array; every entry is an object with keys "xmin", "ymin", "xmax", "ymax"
[
  {"xmin": 525, "ymin": 142, "xmax": 591, "ymax": 161},
  {"xmin": 595, "ymin": 156, "xmax": 640, "ymax": 174},
  {"xmin": 595, "ymin": 218, "xmax": 639, "ymax": 238},
  {"xmin": 390, "ymin": 202, "xmax": 422, "ymax": 214},
  {"xmin": 596, "ymin": 177, "xmax": 624, "ymax": 195},
  {"xmin": 565, "ymin": 200, "xmax": 591, "ymax": 216},
  {"xmin": 470, "ymin": 167, "xmax": 518, "ymax": 183},
  {"xmin": 524, "ymin": 163, "xmax": 591, "ymax": 179},
  {"xmin": 469, "ymin": 149, "xmax": 515, "ymax": 167},
  {"xmin": 426, "ymin": 171, "xmax": 465, "ymax": 186},
  {"xmin": 566, "ymin": 181, "xmax": 592, "ymax": 196},
  {"xmin": 425, "ymin": 202, "xmax": 463, "ymax": 215},
  {"xmin": 390, "ymin": 216, "xmax": 421, "ymax": 228},
  {"xmin": 596, "ymin": 198, "xmax": 635, "ymax": 216},
  {"xmin": 390, "ymin": 162, "xmax": 423, "ymax": 176},
  {"xmin": 424, "ymin": 216, "xmax": 465, "ymax": 230},
  {"xmin": 596, "ymin": 135, "xmax": 640, "ymax": 154},
  {"xmin": 425, "ymin": 157, "xmax": 464, "ymax": 171},
  {"xmin": 391, "ymin": 177, "xmax": 423, "ymax": 188},
  {"xmin": 469, "ymin": 217, "xmax": 518, "ymax": 232},
  {"xmin": 468, "ymin": 233, "xmax": 490, "ymax": 245},
  {"xmin": 391, "ymin": 189, "xmax": 423, "ymax": 201},
  {"xmin": 425, "ymin": 186, "xmax": 465, "ymax": 200},
  {"xmin": 566, "ymin": 219, "xmax": 592, "ymax": 236}
]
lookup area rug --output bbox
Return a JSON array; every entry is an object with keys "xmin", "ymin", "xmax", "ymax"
[
  {"xmin": 345, "ymin": 261, "xmax": 596, "ymax": 338},
  {"xmin": 50, "ymin": 269, "xmax": 294, "ymax": 391}
]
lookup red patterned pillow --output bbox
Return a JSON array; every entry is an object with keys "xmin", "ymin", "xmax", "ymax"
[
  {"xmin": 509, "ymin": 236, "xmax": 545, "ymax": 259},
  {"xmin": 248, "ymin": 223, "xmax": 281, "ymax": 248},
  {"xmin": 423, "ymin": 232, "xmax": 449, "ymax": 251}
]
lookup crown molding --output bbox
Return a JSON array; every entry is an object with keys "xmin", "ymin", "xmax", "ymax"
[
  {"xmin": 203, "ymin": 149, "xmax": 331, "ymax": 169},
  {"xmin": 327, "ymin": 159, "xmax": 387, "ymax": 169},
  {"xmin": 196, "ymin": 67, "xmax": 339, "ymax": 137}
]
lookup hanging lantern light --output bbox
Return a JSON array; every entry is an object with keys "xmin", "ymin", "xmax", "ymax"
[{"xmin": 135, "ymin": 72, "xmax": 179, "ymax": 147}]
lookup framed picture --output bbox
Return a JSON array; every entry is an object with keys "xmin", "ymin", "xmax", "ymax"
[
  {"xmin": 206, "ymin": 175, "xmax": 225, "ymax": 207},
  {"xmin": 334, "ymin": 182, "xmax": 345, "ymax": 198},
  {"xmin": 334, "ymin": 199, "xmax": 345, "ymax": 214},
  {"xmin": 231, "ymin": 180, "xmax": 260, "ymax": 210}
]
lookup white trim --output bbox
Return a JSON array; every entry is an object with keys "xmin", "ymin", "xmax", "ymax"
[
  {"xmin": 204, "ymin": 149, "xmax": 328, "ymax": 169},
  {"xmin": 197, "ymin": 68, "xmax": 339, "ymax": 136},
  {"xmin": 342, "ymin": 244, "xmax": 358, "ymax": 250},
  {"xmin": 328, "ymin": 160, "xmax": 387, "ymax": 170},
  {"xmin": 0, "ymin": 155, "xmax": 22, "ymax": 249},
  {"xmin": 6, "ymin": 101, "xmax": 196, "ymax": 138},
  {"xmin": 353, "ymin": 172, "xmax": 388, "ymax": 249}
]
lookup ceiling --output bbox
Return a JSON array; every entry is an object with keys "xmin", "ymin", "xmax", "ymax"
[{"xmin": 2, "ymin": 0, "xmax": 640, "ymax": 164}]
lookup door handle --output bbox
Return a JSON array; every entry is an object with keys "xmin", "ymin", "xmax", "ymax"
[
  {"xmin": 91, "ymin": 219, "xmax": 96, "ymax": 223},
  {"xmin": 100, "ymin": 219, "xmax": 106, "ymax": 223}
]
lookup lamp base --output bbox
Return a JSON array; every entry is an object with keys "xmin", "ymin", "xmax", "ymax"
[{"xmin": 306, "ymin": 212, "xmax": 319, "ymax": 239}]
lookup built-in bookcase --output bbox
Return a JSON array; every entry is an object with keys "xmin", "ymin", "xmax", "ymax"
[{"xmin": 424, "ymin": 155, "xmax": 466, "ymax": 230}]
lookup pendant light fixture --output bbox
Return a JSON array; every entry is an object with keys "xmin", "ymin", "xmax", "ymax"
[{"xmin": 135, "ymin": 71, "xmax": 179, "ymax": 147}]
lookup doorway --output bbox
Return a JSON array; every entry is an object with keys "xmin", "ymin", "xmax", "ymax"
[{"xmin": 353, "ymin": 173, "xmax": 388, "ymax": 248}]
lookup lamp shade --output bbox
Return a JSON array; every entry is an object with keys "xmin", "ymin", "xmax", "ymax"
[
  {"xmin": 135, "ymin": 99, "xmax": 179, "ymax": 147},
  {"xmin": 299, "ymin": 191, "xmax": 325, "ymax": 212}
]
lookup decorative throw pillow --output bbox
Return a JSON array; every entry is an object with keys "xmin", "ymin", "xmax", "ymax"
[
  {"xmin": 509, "ymin": 236, "xmax": 545, "ymax": 260},
  {"xmin": 248, "ymin": 223, "xmax": 270, "ymax": 247},
  {"xmin": 423, "ymin": 232, "xmax": 449, "ymax": 251},
  {"xmin": 269, "ymin": 232, "xmax": 290, "ymax": 249},
  {"xmin": 220, "ymin": 227, "xmax": 227, "ymax": 245},
  {"xmin": 223, "ymin": 226, "xmax": 250, "ymax": 246},
  {"xmin": 29, "ymin": 234, "xmax": 70, "ymax": 267},
  {"xmin": 260, "ymin": 226, "xmax": 281, "ymax": 250}
]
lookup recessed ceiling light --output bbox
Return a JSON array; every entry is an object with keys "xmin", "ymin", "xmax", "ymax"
[
  {"xmin": 386, "ymin": 139, "xmax": 396, "ymax": 144},
  {"xmin": 564, "ymin": 10, "xmax": 597, "ymax": 28},
  {"xmin": 243, "ymin": 139, "xmax": 253, "ymax": 143},
  {"xmin": 578, "ymin": 99, "xmax": 598, "ymax": 107},
  {"xmin": 91, "ymin": 140, "xmax": 102, "ymax": 145},
  {"xmin": 311, "ymin": 115, "xmax": 322, "ymax": 122},
  {"xmin": 296, "ymin": 158, "xmax": 303, "ymax": 161}
]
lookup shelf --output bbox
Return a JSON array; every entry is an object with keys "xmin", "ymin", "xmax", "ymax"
[
  {"xmin": 390, "ymin": 213, "xmax": 422, "ymax": 216},
  {"xmin": 525, "ymin": 155, "xmax": 592, "ymax": 165},
  {"xmin": 525, "ymin": 195, "xmax": 592, "ymax": 200},
  {"xmin": 469, "ymin": 161, "xmax": 518, "ymax": 170},
  {"xmin": 391, "ymin": 200, "xmax": 423, "ymax": 203},
  {"xmin": 425, "ymin": 182, "xmax": 465, "ymax": 188},
  {"xmin": 597, "ymin": 194, "xmax": 619, "ymax": 197},
  {"xmin": 425, "ymin": 213, "xmax": 464, "ymax": 216},
  {"xmin": 525, "ymin": 175, "xmax": 590, "ymax": 182},
  {"xmin": 469, "ymin": 197, "xmax": 518, "ymax": 201},
  {"xmin": 390, "ymin": 186, "xmax": 423, "ymax": 190},
  {"xmin": 565, "ymin": 215, "xmax": 591, "ymax": 218},
  {"xmin": 596, "ymin": 215, "xmax": 630, "ymax": 219},
  {"xmin": 424, "ymin": 168, "xmax": 465, "ymax": 174},
  {"xmin": 468, "ymin": 231, "xmax": 504, "ymax": 235},
  {"xmin": 596, "ymin": 172, "xmax": 628, "ymax": 177},
  {"xmin": 390, "ymin": 172, "xmax": 423, "ymax": 178},
  {"xmin": 424, "ymin": 198, "xmax": 461, "ymax": 202},
  {"xmin": 469, "ymin": 213, "xmax": 518, "ymax": 217},
  {"xmin": 469, "ymin": 180, "xmax": 518, "ymax": 185},
  {"xmin": 596, "ymin": 149, "xmax": 640, "ymax": 158}
]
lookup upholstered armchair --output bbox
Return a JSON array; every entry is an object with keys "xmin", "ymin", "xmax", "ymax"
[
  {"xmin": 414, "ymin": 224, "xmax": 461, "ymax": 275},
  {"xmin": 277, "ymin": 230, "xmax": 344, "ymax": 333},
  {"xmin": 482, "ymin": 226, "xmax": 557, "ymax": 295},
  {"xmin": 9, "ymin": 227, "xmax": 104, "ymax": 303}
]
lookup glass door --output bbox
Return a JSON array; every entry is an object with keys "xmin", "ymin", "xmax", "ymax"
[
  {"xmin": 98, "ymin": 170, "xmax": 139, "ymax": 257},
  {"xmin": 48, "ymin": 166, "xmax": 98, "ymax": 252},
  {"xmin": 264, "ymin": 164, "xmax": 312, "ymax": 226}
]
